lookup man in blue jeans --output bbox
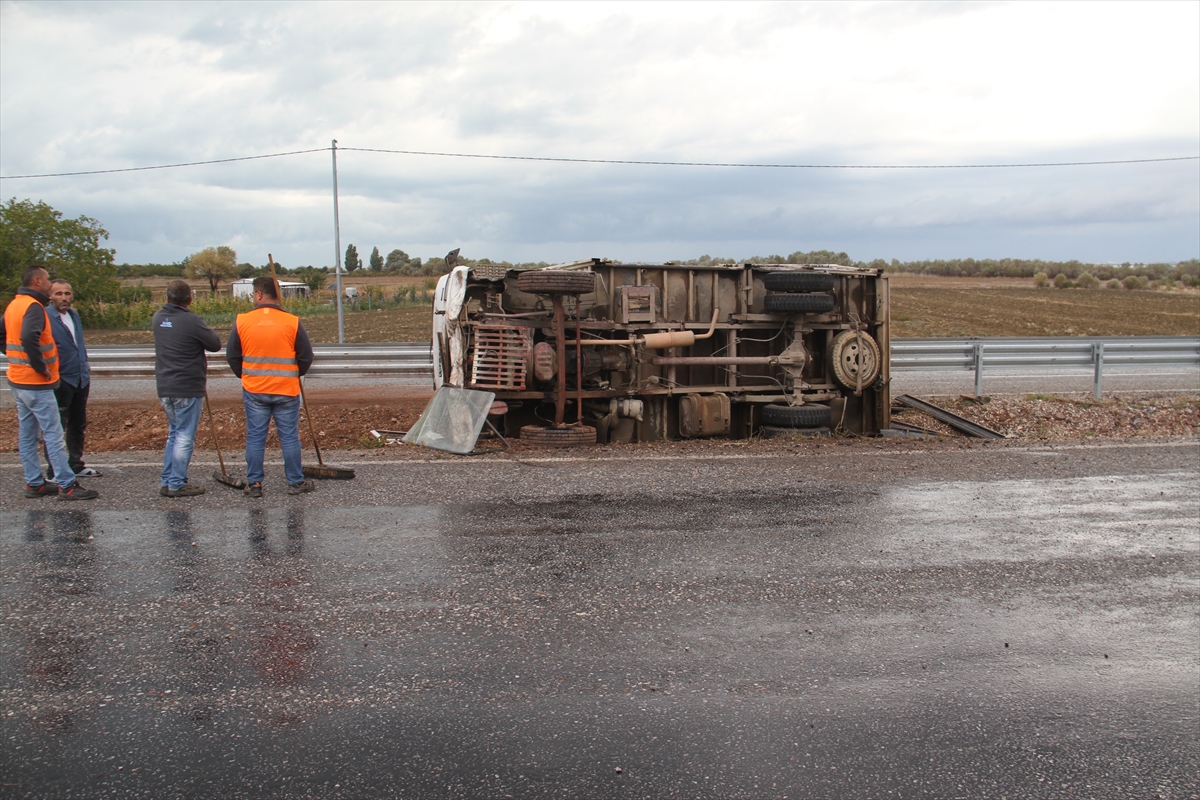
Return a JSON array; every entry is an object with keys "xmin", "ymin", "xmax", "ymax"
[
  {"xmin": 226, "ymin": 277, "xmax": 315, "ymax": 497},
  {"xmin": 5, "ymin": 265, "xmax": 98, "ymax": 501},
  {"xmin": 153, "ymin": 280, "xmax": 221, "ymax": 497}
]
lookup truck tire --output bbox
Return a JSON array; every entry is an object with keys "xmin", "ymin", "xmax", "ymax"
[
  {"xmin": 763, "ymin": 293, "xmax": 835, "ymax": 314},
  {"xmin": 517, "ymin": 270, "xmax": 596, "ymax": 295},
  {"xmin": 759, "ymin": 424, "xmax": 831, "ymax": 439},
  {"xmin": 763, "ymin": 271, "xmax": 836, "ymax": 292},
  {"xmin": 761, "ymin": 403, "xmax": 832, "ymax": 428},
  {"xmin": 829, "ymin": 329, "xmax": 882, "ymax": 390},
  {"xmin": 519, "ymin": 424, "xmax": 597, "ymax": 447}
]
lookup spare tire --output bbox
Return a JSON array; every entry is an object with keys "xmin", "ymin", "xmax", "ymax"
[
  {"xmin": 763, "ymin": 293, "xmax": 836, "ymax": 314},
  {"xmin": 517, "ymin": 270, "xmax": 596, "ymax": 295},
  {"xmin": 519, "ymin": 424, "xmax": 598, "ymax": 447},
  {"xmin": 761, "ymin": 403, "xmax": 832, "ymax": 428},
  {"xmin": 763, "ymin": 271, "xmax": 836, "ymax": 293}
]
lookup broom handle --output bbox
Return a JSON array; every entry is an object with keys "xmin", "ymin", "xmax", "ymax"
[
  {"xmin": 300, "ymin": 381, "xmax": 325, "ymax": 466},
  {"xmin": 204, "ymin": 392, "xmax": 227, "ymax": 475}
]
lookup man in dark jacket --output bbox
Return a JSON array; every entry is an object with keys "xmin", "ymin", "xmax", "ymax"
[
  {"xmin": 41, "ymin": 279, "xmax": 101, "ymax": 479},
  {"xmin": 4, "ymin": 265, "xmax": 98, "ymax": 500},
  {"xmin": 153, "ymin": 280, "xmax": 221, "ymax": 497}
]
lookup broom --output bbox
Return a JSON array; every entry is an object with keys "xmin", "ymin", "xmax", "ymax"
[
  {"xmin": 266, "ymin": 254, "xmax": 356, "ymax": 481},
  {"xmin": 205, "ymin": 392, "xmax": 246, "ymax": 489},
  {"xmin": 300, "ymin": 380, "xmax": 355, "ymax": 479}
]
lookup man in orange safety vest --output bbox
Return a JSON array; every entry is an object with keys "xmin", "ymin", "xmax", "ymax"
[
  {"xmin": 4, "ymin": 265, "xmax": 98, "ymax": 500},
  {"xmin": 226, "ymin": 276, "xmax": 315, "ymax": 498}
]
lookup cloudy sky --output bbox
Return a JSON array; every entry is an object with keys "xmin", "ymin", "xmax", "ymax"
[{"xmin": 1, "ymin": 1, "xmax": 1197, "ymax": 268}]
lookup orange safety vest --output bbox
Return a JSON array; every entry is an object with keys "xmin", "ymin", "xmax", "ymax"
[
  {"xmin": 5, "ymin": 293, "xmax": 59, "ymax": 387},
  {"xmin": 235, "ymin": 306, "xmax": 301, "ymax": 396}
]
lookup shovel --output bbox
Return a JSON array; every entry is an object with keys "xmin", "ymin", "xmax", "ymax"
[{"xmin": 205, "ymin": 392, "xmax": 246, "ymax": 490}]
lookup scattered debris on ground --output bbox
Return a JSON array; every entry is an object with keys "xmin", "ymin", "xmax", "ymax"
[{"xmin": 2, "ymin": 393, "xmax": 1196, "ymax": 455}]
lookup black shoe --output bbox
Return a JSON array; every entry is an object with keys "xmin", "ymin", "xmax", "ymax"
[
  {"xmin": 287, "ymin": 480, "xmax": 316, "ymax": 495},
  {"xmin": 24, "ymin": 482, "xmax": 59, "ymax": 498},
  {"xmin": 159, "ymin": 485, "xmax": 169, "ymax": 497},
  {"xmin": 75, "ymin": 467, "xmax": 103, "ymax": 478},
  {"xmin": 165, "ymin": 484, "xmax": 206, "ymax": 497},
  {"xmin": 58, "ymin": 483, "xmax": 99, "ymax": 501},
  {"xmin": 244, "ymin": 482, "xmax": 263, "ymax": 498}
]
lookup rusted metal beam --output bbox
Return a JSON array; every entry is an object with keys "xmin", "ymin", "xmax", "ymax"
[{"xmin": 893, "ymin": 394, "xmax": 1006, "ymax": 439}]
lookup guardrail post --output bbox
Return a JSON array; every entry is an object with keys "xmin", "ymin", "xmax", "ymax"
[
  {"xmin": 1093, "ymin": 342, "xmax": 1104, "ymax": 399},
  {"xmin": 973, "ymin": 342, "xmax": 984, "ymax": 398}
]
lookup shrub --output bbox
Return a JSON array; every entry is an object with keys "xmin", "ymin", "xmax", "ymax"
[
  {"xmin": 1122, "ymin": 275, "xmax": 1147, "ymax": 290},
  {"xmin": 1106, "ymin": 279, "xmax": 1121, "ymax": 289},
  {"xmin": 1033, "ymin": 272, "xmax": 1049, "ymax": 288},
  {"xmin": 1053, "ymin": 273, "xmax": 1072, "ymax": 289},
  {"xmin": 1076, "ymin": 272, "xmax": 1100, "ymax": 289}
]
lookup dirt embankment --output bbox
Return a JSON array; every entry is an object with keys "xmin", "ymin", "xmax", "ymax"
[{"xmin": 2, "ymin": 393, "xmax": 1196, "ymax": 455}]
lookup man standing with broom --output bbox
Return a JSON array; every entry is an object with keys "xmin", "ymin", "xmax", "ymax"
[
  {"xmin": 154, "ymin": 280, "xmax": 221, "ymax": 497},
  {"xmin": 226, "ymin": 276, "xmax": 315, "ymax": 497}
]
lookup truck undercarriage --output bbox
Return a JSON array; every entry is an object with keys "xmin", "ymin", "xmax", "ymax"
[{"xmin": 432, "ymin": 259, "xmax": 890, "ymax": 445}]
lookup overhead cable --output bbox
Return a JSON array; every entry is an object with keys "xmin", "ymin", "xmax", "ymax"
[
  {"xmin": 1, "ymin": 145, "xmax": 1196, "ymax": 180},
  {"xmin": 344, "ymin": 147, "xmax": 1200, "ymax": 170}
]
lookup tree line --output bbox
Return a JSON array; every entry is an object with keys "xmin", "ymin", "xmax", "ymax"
[{"xmin": 4, "ymin": 197, "xmax": 1198, "ymax": 320}]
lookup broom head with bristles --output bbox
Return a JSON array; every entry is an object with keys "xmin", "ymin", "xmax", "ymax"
[
  {"xmin": 213, "ymin": 470, "xmax": 247, "ymax": 489},
  {"xmin": 303, "ymin": 463, "xmax": 356, "ymax": 480}
]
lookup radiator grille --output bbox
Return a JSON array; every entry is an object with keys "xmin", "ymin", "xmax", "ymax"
[{"xmin": 469, "ymin": 325, "xmax": 531, "ymax": 390}]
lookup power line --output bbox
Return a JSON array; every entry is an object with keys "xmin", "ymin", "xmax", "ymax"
[
  {"xmin": 0, "ymin": 148, "xmax": 328, "ymax": 179},
  {"xmin": 1, "ymin": 145, "xmax": 1196, "ymax": 180},
  {"xmin": 344, "ymin": 147, "xmax": 1200, "ymax": 170}
]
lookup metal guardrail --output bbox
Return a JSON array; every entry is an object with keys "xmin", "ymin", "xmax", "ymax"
[
  {"xmin": 891, "ymin": 336, "xmax": 1200, "ymax": 398},
  {"xmin": 86, "ymin": 343, "xmax": 432, "ymax": 378},
  {"xmin": 84, "ymin": 336, "xmax": 1199, "ymax": 397}
]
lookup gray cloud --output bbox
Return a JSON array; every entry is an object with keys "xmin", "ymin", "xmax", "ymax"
[{"xmin": 1, "ymin": 1, "xmax": 1196, "ymax": 267}]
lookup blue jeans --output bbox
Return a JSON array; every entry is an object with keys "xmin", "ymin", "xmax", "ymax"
[
  {"xmin": 160, "ymin": 396, "xmax": 203, "ymax": 490},
  {"xmin": 243, "ymin": 391, "xmax": 303, "ymax": 485},
  {"xmin": 11, "ymin": 385, "xmax": 76, "ymax": 489}
]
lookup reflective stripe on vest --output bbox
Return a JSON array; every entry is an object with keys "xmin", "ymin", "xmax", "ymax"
[
  {"xmin": 4, "ymin": 294, "xmax": 59, "ymax": 386},
  {"xmin": 235, "ymin": 306, "xmax": 301, "ymax": 396}
]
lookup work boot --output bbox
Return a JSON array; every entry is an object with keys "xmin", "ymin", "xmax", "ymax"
[
  {"xmin": 287, "ymin": 480, "xmax": 316, "ymax": 495},
  {"xmin": 165, "ymin": 484, "xmax": 206, "ymax": 498},
  {"xmin": 244, "ymin": 482, "xmax": 263, "ymax": 498},
  {"xmin": 25, "ymin": 482, "xmax": 59, "ymax": 498},
  {"xmin": 159, "ymin": 485, "xmax": 169, "ymax": 496},
  {"xmin": 58, "ymin": 483, "xmax": 99, "ymax": 501}
]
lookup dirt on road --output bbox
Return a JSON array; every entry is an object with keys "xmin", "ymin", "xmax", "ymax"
[{"xmin": 2, "ymin": 391, "xmax": 1196, "ymax": 455}]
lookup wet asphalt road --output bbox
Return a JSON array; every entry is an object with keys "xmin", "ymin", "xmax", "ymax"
[{"xmin": 1, "ymin": 440, "xmax": 1198, "ymax": 799}]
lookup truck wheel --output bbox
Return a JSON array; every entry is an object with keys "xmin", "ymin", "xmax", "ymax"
[
  {"xmin": 763, "ymin": 293, "xmax": 835, "ymax": 314},
  {"xmin": 517, "ymin": 270, "xmax": 596, "ymax": 295},
  {"xmin": 519, "ymin": 424, "xmax": 598, "ymax": 447},
  {"xmin": 763, "ymin": 271, "xmax": 836, "ymax": 292},
  {"xmin": 829, "ymin": 330, "xmax": 882, "ymax": 389},
  {"xmin": 761, "ymin": 403, "xmax": 832, "ymax": 428}
]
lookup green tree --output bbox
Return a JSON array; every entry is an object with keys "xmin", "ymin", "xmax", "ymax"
[
  {"xmin": 185, "ymin": 245, "xmax": 239, "ymax": 292},
  {"xmin": 369, "ymin": 246, "xmax": 384, "ymax": 272},
  {"xmin": 385, "ymin": 248, "xmax": 409, "ymax": 272},
  {"xmin": 0, "ymin": 197, "xmax": 117, "ymax": 304},
  {"xmin": 294, "ymin": 266, "xmax": 327, "ymax": 293},
  {"xmin": 344, "ymin": 243, "xmax": 361, "ymax": 272}
]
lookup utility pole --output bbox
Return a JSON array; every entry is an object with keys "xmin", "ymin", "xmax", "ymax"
[{"xmin": 331, "ymin": 139, "xmax": 345, "ymax": 344}]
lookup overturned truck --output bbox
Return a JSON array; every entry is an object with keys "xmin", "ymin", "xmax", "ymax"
[{"xmin": 432, "ymin": 259, "xmax": 889, "ymax": 445}]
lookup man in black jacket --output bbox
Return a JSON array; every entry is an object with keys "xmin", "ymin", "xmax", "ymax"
[
  {"xmin": 153, "ymin": 280, "xmax": 221, "ymax": 497},
  {"xmin": 42, "ymin": 279, "xmax": 101, "ymax": 479}
]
